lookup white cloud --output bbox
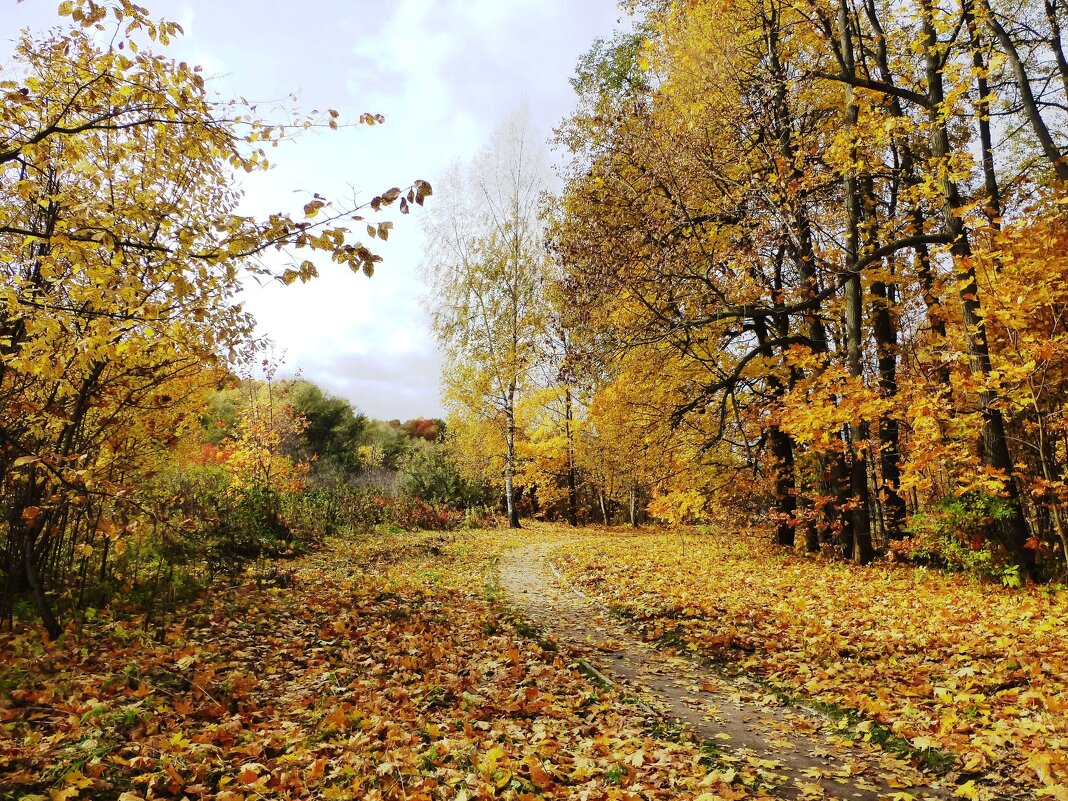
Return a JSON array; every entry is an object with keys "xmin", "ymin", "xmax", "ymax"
[{"xmin": 7, "ymin": 0, "xmax": 626, "ymax": 420}]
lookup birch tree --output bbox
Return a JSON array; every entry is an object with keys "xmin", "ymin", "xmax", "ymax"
[{"xmin": 422, "ymin": 112, "xmax": 550, "ymax": 528}]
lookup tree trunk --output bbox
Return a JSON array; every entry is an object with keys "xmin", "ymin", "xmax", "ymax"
[
  {"xmin": 770, "ymin": 427, "xmax": 797, "ymax": 547},
  {"xmin": 565, "ymin": 386, "xmax": 579, "ymax": 527},
  {"xmin": 765, "ymin": 9, "xmax": 842, "ymax": 543},
  {"xmin": 24, "ymin": 528, "xmax": 61, "ymax": 640},
  {"xmin": 1044, "ymin": 0, "xmax": 1068, "ymax": 102},
  {"xmin": 981, "ymin": 0, "xmax": 1068, "ymax": 181},
  {"xmin": 753, "ymin": 309, "xmax": 797, "ymax": 547},
  {"xmin": 505, "ymin": 385, "xmax": 521, "ymax": 529},
  {"xmin": 862, "ymin": 0, "xmax": 954, "ymax": 395},
  {"xmin": 805, "ymin": 519, "xmax": 821, "ymax": 553},
  {"xmin": 830, "ymin": 444, "xmax": 855, "ymax": 557},
  {"xmin": 839, "ymin": 0, "xmax": 874, "ymax": 564},
  {"xmin": 504, "ymin": 477, "xmax": 520, "ymax": 529},
  {"xmin": 870, "ymin": 260, "xmax": 907, "ymax": 541},
  {"xmin": 814, "ymin": 451, "xmax": 852, "ymax": 549},
  {"xmin": 922, "ymin": 0, "xmax": 1035, "ymax": 579},
  {"xmin": 965, "ymin": 0, "xmax": 1003, "ymax": 226}
]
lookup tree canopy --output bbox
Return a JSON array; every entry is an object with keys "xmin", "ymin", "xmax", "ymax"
[{"xmin": 0, "ymin": 0, "xmax": 428, "ymax": 636}]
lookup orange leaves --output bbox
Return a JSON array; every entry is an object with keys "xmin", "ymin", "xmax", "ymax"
[
  {"xmin": 646, "ymin": 489, "xmax": 708, "ymax": 525},
  {"xmin": 779, "ymin": 366, "xmax": 891, "ymax": 453},
  {"xmin": 555, "ymin": 528, "xmax": 1068, "ymax": 797},
  {"xmin": 526, "ymin": 755, "xmax": 556, "ymax": 791},
  {"xmin": 236, "ymin": 763, "xmax": 265, "ymax": 784},
  {"xmin": 0, "ymin": 530, "xmax": 732, "ymax": 800}
]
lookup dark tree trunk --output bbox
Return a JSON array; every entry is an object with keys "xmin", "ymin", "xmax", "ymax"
[
  {"xmin": 765, "ymin": 8, "xmax": 840, "ymax": 544},
  {"xmin": 815, "ymin": 436, "xmax": 854, "ymax": 554},
  {"xmin": 1044, "ymin": 0, "xmax": 1068, "ymax": 101},
  {"xmin": 870, "ymin": 273, "xmax": 907, "ymax": 541},
  {"xmin": 922, "ymin": 0, "xmax": 1036, "ymax": 579},
  {"xmin": 965, "ymin": 0, "xmax": 1003, "ymax": 226},
  {"xmin": 24, "ymin": 528, "xmax": 61, "ymax": 640},
  {"xmin": 754, "ymin": 306, "xmax": 798, "ymax": 548},
  {"xmin": 863, "ymin": 0, "xmax": 953, "ymax": 396},
  {"xmin": 839, "ymin": 0, "xmax": 874, "ymax": 564},
  {"xmin": 805, "ymin": 520, "xmax": 821, "ymax": 553},
  {"xmin": 504, "ymin": 383, "xmax": 521, "ymax": 529},
  {"xmin": 770, "ymin": 427, "xmax": 797, "ymax": 547},
  {"xmin": 981, "ymin": 0, "xmax": 1068, "ymax": 181}
]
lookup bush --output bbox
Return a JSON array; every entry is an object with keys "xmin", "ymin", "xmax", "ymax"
[
  {"xmin": 156, "ymin": 465, "xmax": 305, "ymax": 580},
  {"xmin": 362, "ymin": 493, "xmax": 463, "ymax": 532},
  {"xmin": 322, "ymin": 486, "xmax": 466, "ymax": 533},
  {"xmin": 892, "ymin": 492, "xmax": 1020, "ymax": 584},
  {"xmin": 285, "ymin": 487, "xmax": 344, "ymax": 539},
  {"xmin": 400, "ymin": 443, "xmax": 490, "ymax": 508}
]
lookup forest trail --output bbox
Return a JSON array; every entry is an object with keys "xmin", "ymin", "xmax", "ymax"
[{"xmin": 499, "ymin": 541, "xmax": 947, "ymax": 801}]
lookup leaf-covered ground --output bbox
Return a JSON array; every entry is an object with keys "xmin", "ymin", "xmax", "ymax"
[
  {"xmin": 4, "ymin": 526, "xmax": 1065, "ymax": 801},
  {"xmin": 500, "ymin": 539, "xmax": 946, "ymax": 801},
  {"xmin": 551, "ymin": 528, "xmax": 1068, "ymax": 800},
  {"xmin": 1, "ymin": 530, "xmax": 725, "ymax": 801}
]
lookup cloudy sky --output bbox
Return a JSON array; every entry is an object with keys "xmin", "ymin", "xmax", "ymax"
[{"xmin": 7, "ymin": 0, "xmax": 627, "ymax": 419}]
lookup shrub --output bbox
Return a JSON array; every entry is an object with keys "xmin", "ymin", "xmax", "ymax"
[
  {"xmin": 893, "ymin": 492, "xmax": 1020, "ymax": 584},
  {"xmin": 324, "ymin": 487, "xmax": 466, "ymax": 533},
  {"xmin": 400, "ymin": 443, "xmax": 491, "ymax": 508}
]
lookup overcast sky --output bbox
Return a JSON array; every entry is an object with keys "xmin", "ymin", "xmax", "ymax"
[{"xmin": 6, "ymin": 0, "xmax": 627, "ymax": 419}]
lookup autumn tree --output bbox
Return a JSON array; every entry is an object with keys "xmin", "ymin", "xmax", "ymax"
[
  {"xmin": 284, "ymin": 380, "xmax": 367, "ymax": 475},
  {"xmin": 0, "ymin": 1, "xmax": 427, "ymax": 635},
  {"xmin": 422, "ymin": 111, "xmax": 552, "ymax": 529},
  {"xmin": 553, "ymin": 5, "xmax": 837, "ymax": 548},
  {"xmin": 552, "ymin": 0, "xmax": 1068, "ymax": 578},
  {"xmin": 401, "ymin": 418, "xmax": 445, "ymax": 442}
]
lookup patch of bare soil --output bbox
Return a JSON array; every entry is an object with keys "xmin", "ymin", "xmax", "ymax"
[{"xmin": 500, "ymin": 542, "xmax": 948, "ymax": 801}]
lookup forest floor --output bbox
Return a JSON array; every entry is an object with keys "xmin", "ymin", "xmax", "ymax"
[
  {"xmin": 540, "ymin": 526, "xmax": 1068, "ymax": 801},
  {"xmin": 500, "ymin": 540, "xmax": 944, "ymax": 801},
  {"xmin": 1, "ymin": 524, "xmax": 1065, "ymax": 801}
]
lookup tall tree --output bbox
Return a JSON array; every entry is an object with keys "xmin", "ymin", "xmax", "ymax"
[
  {"xmin": 550, "ymin": 0, "xmax": 1068, "ymax": 578},
  {"xmin": 0, "ymin": 2, "xmax": 426, "ymax": 635},
  {"xmin": 284, "ymin": 380, "xmax": 366, "ymax": 475},
  {"xmin": 422, "ymin": 111, "xmax": 551, "ymax": 528}
]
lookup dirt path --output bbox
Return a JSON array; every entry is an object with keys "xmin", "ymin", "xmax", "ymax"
[{"xmin": 500, "ymin": 542, "xmax": 948, "ymax": 801}]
